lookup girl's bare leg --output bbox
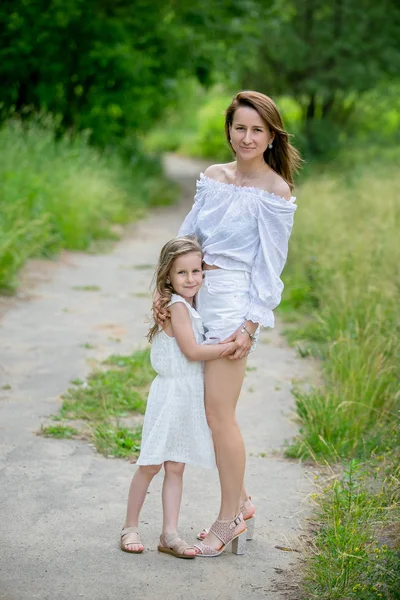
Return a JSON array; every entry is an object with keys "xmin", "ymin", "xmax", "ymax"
[
  {"xmin": 162, "ymin": 461, "xmax": 196, "ymax": 556},
  {"xmin": 123, "ymin": 464, "xmax": 162, "ymax": 550},
  {"xmin": 203, "ymin": 357, "xmax": 247, "ymax": 549}
]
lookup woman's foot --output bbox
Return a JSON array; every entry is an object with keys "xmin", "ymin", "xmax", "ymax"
[
  {"xmin": 197, "ymin": 497, "xmax": 255, "ymax": 540},
  {"xmin": 120, "ymin": 526, "xmax": 144, "ymax": 553},
  {"xmin": 158, "ymin": 532, "xmax": 197, "ymax": 559},
  {"xmin": 194, "ymin": 514, "xmax": 247, "ymax": 557}
]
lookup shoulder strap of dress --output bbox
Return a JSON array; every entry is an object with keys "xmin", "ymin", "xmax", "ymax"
[
  {"xmin": 168, "ymin": 294, "xmax": 189, "ymax": 308},
  {"xmin": 168, "ymin": 294, "xmax": 202, "ymax": 320}
]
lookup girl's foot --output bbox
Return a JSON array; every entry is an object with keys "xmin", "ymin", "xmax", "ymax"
[
  {"xmin": 120, "ymin": 527, "xmax": 144, "ymax": 553},
  {"xmin": 158, "ymin": 532, "xmax": 197, "ymax": 559}
]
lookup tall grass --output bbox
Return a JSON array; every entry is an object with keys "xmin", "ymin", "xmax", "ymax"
[
  {"xmin": 281, "ymin": 149, "xmax": 400, "ymax": 598},
  {"xmin": 283, "ymin": 155, "xmax": 400, "ymax": 460},
  {"xmin": 0, "ymin": 120, "xmax": 176, "ymax": 292}
]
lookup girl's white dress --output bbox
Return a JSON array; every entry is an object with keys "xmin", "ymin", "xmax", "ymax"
[{"xmin": 136, "ymin": 294, "xmax": 216, "ymax": 469}]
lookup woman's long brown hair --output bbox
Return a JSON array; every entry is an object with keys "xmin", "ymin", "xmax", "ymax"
[
  {"xmin": 225, "ymin": 91, "xmax": 302, "ymax": 190},
  {"xmin": 147, "ymin": 236, "xmax": 203, "ymax": 343}
]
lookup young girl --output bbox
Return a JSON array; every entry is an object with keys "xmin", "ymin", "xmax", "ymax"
[{"xmin": 120, "ymin": 236, "xmax": 245, "ymax": 559}]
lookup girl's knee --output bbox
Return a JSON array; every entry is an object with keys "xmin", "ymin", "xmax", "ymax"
[
  {"xmin": 139, "ymin": 464, "xmax": 162, "ymax": 477},
  {"xmin": 164, "ymin": 461, "xmax": 185, "ymax": 476}
]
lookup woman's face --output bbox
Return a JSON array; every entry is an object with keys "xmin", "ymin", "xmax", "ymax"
[{"xmin": 229, "ymin": 106, "xmax": 274, "ymax": 161}]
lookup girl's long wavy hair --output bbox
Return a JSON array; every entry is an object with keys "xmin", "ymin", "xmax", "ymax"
[
  {"xmin": 147, "ymin": 236, "xmax": 203, "ymax": 343},
  {"xmin": 225, "ymin": 91, "xmax": 302, "ymax": 190}
]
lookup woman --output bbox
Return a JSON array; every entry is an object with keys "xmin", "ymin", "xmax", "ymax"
[{"xmin": 164, "ymin": 90, "xmax": 301, "ymax": 557}]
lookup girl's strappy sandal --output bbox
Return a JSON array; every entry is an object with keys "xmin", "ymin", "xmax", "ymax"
[
  {"xmin": 193, "ymin": 513, "xmax": 247, "ymax": 557},
  {"xmin": 158, "ymin": 533, "xmax": 197, "ymax": 559},
  {"xmin": 197, "ymin": 497, "xmax": 256, "ymax": 541},
  {"xmin": 120, "ymin": 527, "xmax": 144, "ymax": 553}
]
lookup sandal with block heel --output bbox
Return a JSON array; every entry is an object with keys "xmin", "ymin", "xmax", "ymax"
[
  {"xmin": 193, "ymin": 513, "xmax": 247, "ymax": 557},
  {"xmin": 158, "ymin": 533, "xmax": 197, "ymax": 559},
  {"xmin": 197, "ymin": 497, "xmax": 256, "ymax": 541},
  {"xmin": 120, "ymin": 527, "xmax": 144, "ymax": 553}
]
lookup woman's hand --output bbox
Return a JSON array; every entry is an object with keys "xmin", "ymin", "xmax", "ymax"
[
  {"xmin": 152, "ymin": 293, "xmax": 170, "ymax": 327},
  {"xmin": 220, "ymin": 324, "xmax": 255, "ymax": 360},
  {"xmin": 219, "ymin": 341, "xmax": 237, "ymax": 358}
]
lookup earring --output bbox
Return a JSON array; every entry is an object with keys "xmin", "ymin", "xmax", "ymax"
[
  {"xmin": 268, "ymin": 143, "xmax": 273, "ymax": 149},
  {"xmin": 166, "ymin": 278, "xmax": 170, "ymax": 284}
]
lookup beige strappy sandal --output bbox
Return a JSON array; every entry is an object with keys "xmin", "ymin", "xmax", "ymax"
[
  {"xmin": 120, "ymin": 527, "xmax": 144, "ymax": 553},
  {"xmin": 193, "ymin": 513, "xmax": 247, "ymax": 557},
  {"xmin": 197, "ymin": 497, "xmax": 256, "ymax": 541},
  {"xmin": 158, "ymin": 533, "xmax": 197, "ymax": 559}
]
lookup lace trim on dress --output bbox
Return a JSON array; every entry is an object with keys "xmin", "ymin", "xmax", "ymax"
[{"xmin": 199, "ymin": 173, "xmax": 297, "ymax": 205}]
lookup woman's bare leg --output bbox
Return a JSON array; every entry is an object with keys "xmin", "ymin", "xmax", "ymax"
[{"xmin": 203, "ymin": 356, "xmax": 247, "ymax": 549}]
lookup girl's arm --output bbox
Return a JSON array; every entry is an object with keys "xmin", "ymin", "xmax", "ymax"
[{"xmin": 170, "ymin": 303, "xmax": 234, "ymax": 361}]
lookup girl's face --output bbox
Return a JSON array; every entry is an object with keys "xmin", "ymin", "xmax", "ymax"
[
  {"xmin": 169, "ymin": 251, "xmax": 203, "ymax": 302},
  {"xmin": 229, "ymin": 106, "xmax": 274, "ymax": 162}
]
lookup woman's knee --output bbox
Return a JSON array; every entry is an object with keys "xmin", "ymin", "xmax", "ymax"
[
  {"xmin": 139, "ymin": 464, "xmax": 162, "ymax": 477},
  {"xmin": 164, "ymin": 461, "xmax": 185, "ymax": 476},
  {"xmin": 205, "ymin": 404, "xmax": 236, "ymax": 434}
]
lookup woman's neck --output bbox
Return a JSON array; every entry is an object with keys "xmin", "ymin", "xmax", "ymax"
[{"xmin": 235, "ymin": 157, "xmax": 268, "ymax": 180}]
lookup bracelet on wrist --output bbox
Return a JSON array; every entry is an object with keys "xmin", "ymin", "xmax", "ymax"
[{"xmin": 241, "ymin": 323, "xmax": 256, "ymax": 342}]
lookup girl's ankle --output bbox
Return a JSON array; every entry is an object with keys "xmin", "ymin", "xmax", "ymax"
[{"xmin": 162, "ymin": 528, "xmax": 178, "ymax": 537}]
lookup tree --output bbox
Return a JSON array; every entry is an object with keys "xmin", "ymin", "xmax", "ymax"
[
  {"xmin": 0, "ymin": 0, "xmax": 266, "ymax": 148},
  {"xmin": 240, "ymin": 0, "xmax": 400, "ymax": 142}
]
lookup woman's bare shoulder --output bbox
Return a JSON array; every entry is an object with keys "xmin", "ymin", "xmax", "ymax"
[
  {"xmin": 203, "ymin": 162, "xmax": 235, "ymax": 183},
  {"xmin": 262, "ymin": 170, "xmax": 291, "ymax": 200}
]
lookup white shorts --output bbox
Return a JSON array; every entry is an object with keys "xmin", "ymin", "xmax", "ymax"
[{"xmin": 196, "ymin": 269, "xmax": 259, "ymax": 350}]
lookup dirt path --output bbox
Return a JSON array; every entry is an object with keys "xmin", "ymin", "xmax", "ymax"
[{"xmin": 0, "ymin": 155, "xmax": 318, "ymax": 600}]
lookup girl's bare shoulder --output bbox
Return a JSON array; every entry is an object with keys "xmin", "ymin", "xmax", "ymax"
[{"xmin": 203, "ymin": 162, "xmax": 236, "ymax": 184}]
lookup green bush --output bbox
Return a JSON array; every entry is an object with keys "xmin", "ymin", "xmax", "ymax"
[
  {"xmin": 184, "ymin": 94, "xmax": 233, "ymax": 161},
  {"xmin": 0, "ymin": 120, "xmax": 176, "ymax": 291}
]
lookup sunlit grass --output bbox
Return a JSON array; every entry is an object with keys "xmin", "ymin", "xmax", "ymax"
[
  {"xmin": 0, "ymin": 120, "xmax": 177, "ymax": 292},
  {"xmin": 304, "ymin": 460, "xmax": 400, "ymax": 599},
  {"xmin": 279, "ymin": 150, "xmax": 400, "ymax": 598},
  {"xmin": 282, "ymin": 160, "xmax": 400, "ymax": 460}
]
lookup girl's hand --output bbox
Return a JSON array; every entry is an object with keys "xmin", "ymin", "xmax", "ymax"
[
  {"xmin": 220, "ymin": 327, "xmax": 253, "ymax": 360},
  {"xmin": 152, "ymin": 293, "xmax": 170, "ymax": 327}
]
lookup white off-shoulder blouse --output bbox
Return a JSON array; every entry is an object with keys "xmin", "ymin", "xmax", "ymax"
[{"xmin": 178, "ymin": 173, "xmax": 297, "ymax": 328}]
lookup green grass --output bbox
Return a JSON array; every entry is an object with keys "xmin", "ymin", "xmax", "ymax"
[
  {"xmin": 304, "ymin": 460, "xmax": 400, "ymax": 599},
  {"xmin": 93, "ymin": 424, "xmax": 142, "ymax": 459},
  {"xmin": 41, "ymin": 348, "xmax": 154, "ymax": 459},
  {"xmin": 0, "ymin": 119, "xmax": 178, "ymax": 293},
  {"xmin": 278, "ymin": 146, "xmax": 400, "ymax": 598},
  {"xmin": 281, "ymin": 154, "xmax": 400, "ymax": 461},
  {"xmin": 41, "ymin": 424, "xmax": 80, "ymax": 439}
]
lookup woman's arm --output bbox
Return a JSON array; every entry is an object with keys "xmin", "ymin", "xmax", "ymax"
[
  {"xmin": 170, "ymin": 303, "xmax": 234, "ymax": 361},
  {"xmin": 219, "ymin": 320, "xmax": 258, "ymax": 360}
]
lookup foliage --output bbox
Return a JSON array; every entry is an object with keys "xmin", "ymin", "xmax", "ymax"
[
  {"xmin": 0, "ymin": 119, "xmax": 176, "ymax": 292},
  {"xmin": 41, "ymin": 348, "xmax": 154, "ymax": 459},
  {"xmin": 41, "ymin": 424, "xmax": 80, "ymax": 439},
  {"xmin": 282, "ymin": 146, "xmax": 400, "ymax": 460},
  {"xmin": 241, "ymin": 0, "xmax": 400, "ymax": 154},
  {"xmin": 0, "ymin": 0, "xmax": 266, "ymax": 148},
  {"xmin": 303, "ymin": 460, "xmax": 400, "ymax": 599}
]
